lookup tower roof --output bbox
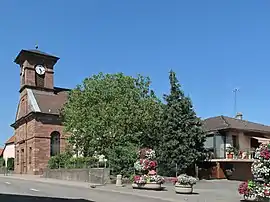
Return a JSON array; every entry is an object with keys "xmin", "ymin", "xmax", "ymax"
[{"xmin": 14, "ymin": 49, "xmax": 59, "ymax": 65}]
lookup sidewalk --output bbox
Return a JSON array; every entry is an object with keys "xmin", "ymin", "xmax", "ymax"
[{"xmin": 0, "ymin": 174, "xmax": 93, "ymax": 189}]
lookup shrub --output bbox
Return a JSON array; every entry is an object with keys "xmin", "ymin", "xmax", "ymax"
[
  {"xmin": 7, "ymin": 158, "xmax": 14, "ymax": 170},
  {"xmin": 48, "ymin": 152, "xmax": 98, "ymax": 169},
  {"xmin": 0, "ymin": 158, "xmax": 5, "ymax": 168}
]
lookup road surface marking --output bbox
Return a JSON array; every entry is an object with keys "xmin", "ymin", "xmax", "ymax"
[
  {"xmin": 30, "ymin": 188, "xmax": 39, "ymax": 192},
  {"xmin": 5, "ymin": 182, "xmax": 10, "ymax": 185}
]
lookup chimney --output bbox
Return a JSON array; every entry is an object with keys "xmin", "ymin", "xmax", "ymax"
[{"xmin": 235, "ymin": 112, "xmax": 243, "ymax": 120}]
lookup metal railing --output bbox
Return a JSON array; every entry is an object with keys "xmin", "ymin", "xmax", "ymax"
[{"xmin": 205, "ymin": 148, "xmax": 256, "ymax": 160}]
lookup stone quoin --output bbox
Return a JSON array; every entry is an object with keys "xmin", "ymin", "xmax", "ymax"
[{"xmin": 11, "ymin": 48, "xmax": 70, "ymax": 175}]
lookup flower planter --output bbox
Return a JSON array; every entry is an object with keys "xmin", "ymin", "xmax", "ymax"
[
  {"xmin": 132, "ymin": 183, "xmax": 163, "ymax": 190},
  {"xmin": 227, "ymin": 153, "xmax": 233, "ymax": 159},
  {"xmin": 257, "ymin": 196, "xmax": 270, "ymax": 202},
  {"xmin": 175, "ymin": 183, "xmax": 193, "ymax": 194}
]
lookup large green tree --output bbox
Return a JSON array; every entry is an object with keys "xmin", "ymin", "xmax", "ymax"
[
  {"xmin": 157, "ymin": 70, "xmax": 206, "ymax": 176},
  {"xmin": 62, "ymin": 72, "xmax": 162, "ymax": 160}
]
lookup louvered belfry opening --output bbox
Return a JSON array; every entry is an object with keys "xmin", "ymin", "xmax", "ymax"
[{"xmin": 35, "ymin": 72, "xmax": 45, "ymax": 88}]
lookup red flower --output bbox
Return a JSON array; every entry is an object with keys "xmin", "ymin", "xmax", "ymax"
[
  {"xmin": 264, "ymin": 189, "xmax": 270, "ymax": 196},
  {"xmin": 149, "ymin": 161, "xmax": 157, "ymax": 169},
  {"xmin": 238, "ymin": 182, "xmax": 249, "ymax": 195}
]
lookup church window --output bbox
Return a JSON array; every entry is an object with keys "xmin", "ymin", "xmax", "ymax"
[
  {"xmin": 29, "ymin": 147, "xmax": 32, "ymax": 164},
  {"xmin": 16, "ymin": 150, "xmax": 19, "ymax": 165},
  {"xmin": 50, "ymin": 131, "xmax": 60, "ymax": 157}
]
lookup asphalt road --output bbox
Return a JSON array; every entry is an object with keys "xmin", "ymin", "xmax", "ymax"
[{"xmin": 0, "ymin": 177, "xmax": 169, "ymax": 202}]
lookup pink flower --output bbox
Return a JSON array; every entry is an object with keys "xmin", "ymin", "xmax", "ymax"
[
  {"xmin": 264, "ymin": 189, "xmax": 270, "ymax": 196},
  {"xmin": 260, "ymin": 149, "xmax": 270, "ymax": 160},
  {"xmin": 171, "ymin": 177, "xmax": 178, "ymax": 185},
  {"xmin": 134, "ymin": 175, "xmax": 140, "ymax": 182},
  {"xmin": 238, "ymin": 182, "xmax": 249, "ymax": 195}
]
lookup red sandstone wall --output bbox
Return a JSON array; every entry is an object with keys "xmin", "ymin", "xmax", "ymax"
[{"xmin": 14, "ymin": 118, "xmax": 68, "ymax": 175}]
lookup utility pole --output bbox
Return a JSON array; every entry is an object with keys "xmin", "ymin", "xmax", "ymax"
[{"xmin": 233, "ymin": 88, "xmax": 239, "ymax": 116}]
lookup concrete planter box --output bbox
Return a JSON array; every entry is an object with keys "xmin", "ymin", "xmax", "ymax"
[
  {"xmin": 175, "ymin": 183, "xmax": 193, "ymax": 194},
  {"xmin": 132, "ymin": 183, "xmax": 163, "ymax": 190}
]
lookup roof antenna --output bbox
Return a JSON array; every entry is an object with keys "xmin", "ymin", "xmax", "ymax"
[
  {"xmin": 233, "ymin": 88, "xmax": 240, "ymax": 116},
  {"xmin": 35, "ymin": 44, "xmax": 38, "ymax": 49}
]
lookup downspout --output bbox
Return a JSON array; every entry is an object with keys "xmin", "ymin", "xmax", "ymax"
[{"xmin": 25, "ymin": 117, "xmax": 28, "ymax": 174}]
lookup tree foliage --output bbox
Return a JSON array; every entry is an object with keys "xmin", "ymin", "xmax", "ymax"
[
  {"xmin": 107, "ymin": 142, "xmax": 138, "ymax": 177},
  {"xmin": 62, "ymin": 72, "xmax": 162, "ymax": 159},
  {"xmin": 157, "ymin": 70, "xmax": 206, "ymax": 176}
]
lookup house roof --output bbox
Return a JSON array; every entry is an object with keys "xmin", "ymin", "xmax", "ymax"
[
  {"xmin": 16, "ymin": 88, "xmax": 70, "ymax": 121},
  {"xmin": 203, "ymin": 115, "xmax": 270, "ymax": 134},
  {"xmin": 5, "ymin": 135, "xmax": 15, "ymax": 144}
]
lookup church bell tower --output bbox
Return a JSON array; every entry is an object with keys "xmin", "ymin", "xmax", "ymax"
[{"xmin": 14, "ymin": 47, "xmax": 59, "ymax": 92}]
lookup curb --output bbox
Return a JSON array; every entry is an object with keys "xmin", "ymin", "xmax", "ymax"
[{"xmin": 0, "ymin": 175, "xmax": 183, "ymax": 202}]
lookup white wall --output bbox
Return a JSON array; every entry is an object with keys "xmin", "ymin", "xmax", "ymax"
[{"xmin": 3, "ymin": 144, "xmax": 15, "ymax": 167}]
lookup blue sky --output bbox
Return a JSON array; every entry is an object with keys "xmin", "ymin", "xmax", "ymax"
[{"xmin": 0, "ymin": 0, "xmax": 270, "ymax": 144}]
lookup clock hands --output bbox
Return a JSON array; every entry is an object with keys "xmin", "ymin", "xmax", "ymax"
[{"xmin": 35, "ymin": 65, "xmax": 45, "ymax": 75}]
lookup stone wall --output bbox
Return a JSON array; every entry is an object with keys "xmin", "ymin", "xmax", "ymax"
[{"xmin": 42, "ymin": 168, "xmax": 110, "ymax": 185}]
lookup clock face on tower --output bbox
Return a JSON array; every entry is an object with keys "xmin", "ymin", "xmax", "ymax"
[{"xmin": 35, "ymin": 65, "xmax": 45, "ymax": 75}]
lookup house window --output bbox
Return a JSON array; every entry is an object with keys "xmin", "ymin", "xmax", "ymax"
[
  {"xmin": 16, "ymin": 150, "xmax": 19, "ymax": 165},
  {"xmin": 50, "ymin": 131, "xmax": 60, "ymax": 157},
  {"xmin": 204, "ymin": 135, "xmax": 214, "ymax": 149},
  {"xmin": 29, "ymin": 147, "xmax": 32, "ymax": 164},
  {"xmin": 232, "ymin": 135, "xmax": 239, "ymax": 148}
]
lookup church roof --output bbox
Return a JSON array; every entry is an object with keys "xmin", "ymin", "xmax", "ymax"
[
  {"xmin": 14, "ymin": 49, "xmax": 59, "ymax": 64},
  {"xmin": 15, "ymin": 88, "xmax": 70, "ymax": 121},
  {"xmin": 27, "ymin": 49, "xmax": 59, "ymax": 59},
  {"xmin": 32, "ymin": 89, "xmax": 69, "ymax": 114}
]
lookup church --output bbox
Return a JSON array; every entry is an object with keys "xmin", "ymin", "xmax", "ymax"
[{"xmin": 10, "ymin": 48, "xmax": 69, "ymax": 174}]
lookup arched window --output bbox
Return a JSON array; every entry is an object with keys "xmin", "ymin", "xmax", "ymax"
[{"xmin": 50, "ymin": 131, "xmax": 60, "ymax": 156}]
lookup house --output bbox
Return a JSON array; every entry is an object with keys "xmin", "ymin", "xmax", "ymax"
[
  {"xmin": 10, "ymin": 48, "xmax": 70, "ymax": 175},
  {"xmin": 200, "ymin": 113, "xmax": 270, "ymax": 180},
  {"xmin": 2, "ymin": 135, "xmax": 15, "ymax": 167},
  {"xmin": 0, "ymin": 148, "xmax": 3, "ymax": 158}
]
